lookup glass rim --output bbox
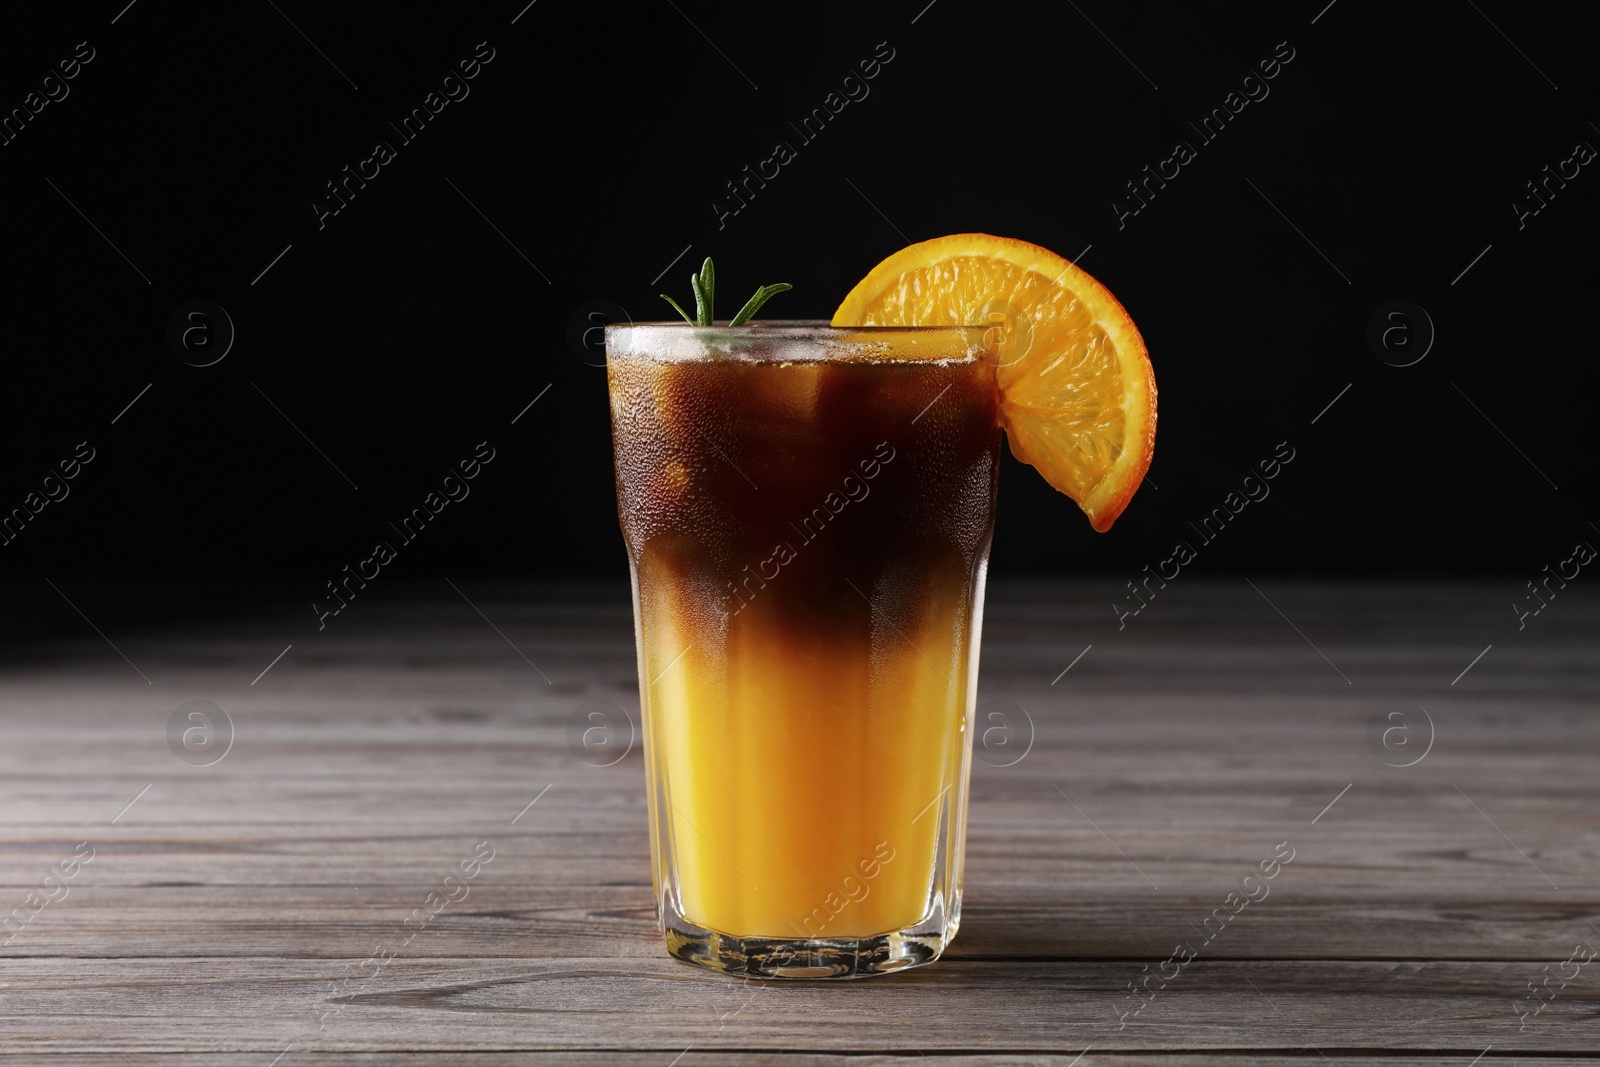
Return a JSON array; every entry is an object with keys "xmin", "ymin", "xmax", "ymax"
[
  {"xmin": 604, "ymin": 320, "xmax": 994, "ymax": 363},
  {"xmin": 606, "ymin": 319, "xmax": 991, "ymax": 332}
]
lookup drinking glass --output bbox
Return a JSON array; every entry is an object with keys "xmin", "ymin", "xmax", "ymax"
[{"xmin": 605, "ymin": 321, "xmax": 999, "ymax": 977}]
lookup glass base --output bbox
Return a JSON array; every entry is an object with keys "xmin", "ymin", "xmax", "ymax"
[
  {"xmin": 664, "ymin": 927, "xmax": 947, "ymax": 979},
  {"xmin": 660, "ymin": 893, "xmax": 960, "ymax": 979}
]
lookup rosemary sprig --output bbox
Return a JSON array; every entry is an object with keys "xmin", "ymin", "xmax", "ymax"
[{"xmin": 661, "ymin": 257, "xmax": 790, "ymax": 327}]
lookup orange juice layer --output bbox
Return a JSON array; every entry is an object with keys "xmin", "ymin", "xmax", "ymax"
[{"xmin": 640, "ymin": 552, "xmax": 973, "ymax": 938}]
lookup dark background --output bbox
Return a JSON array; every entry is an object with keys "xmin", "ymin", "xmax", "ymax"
[{"xmin": 1, "ymin": 0, "xmax": 1595, "ymax": 633}]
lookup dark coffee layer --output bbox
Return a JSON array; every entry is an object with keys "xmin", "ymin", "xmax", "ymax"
[{"xmin": 608, "ymin": 355, "xmax": 1001, "ymax": 639}]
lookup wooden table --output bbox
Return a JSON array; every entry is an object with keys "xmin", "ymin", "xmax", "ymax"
[{"xmin": 3, "ymin": 578, "xmax": 1595, "ymax": 1064}]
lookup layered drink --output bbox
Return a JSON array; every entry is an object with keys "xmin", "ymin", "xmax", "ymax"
[{"xmin": 606, "ymin": 322, "xmax": 1000, "ymax": 976}]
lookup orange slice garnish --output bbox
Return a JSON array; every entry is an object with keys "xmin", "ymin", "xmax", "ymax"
[{"xmin": 833, "ymin": 233, "xmax": 1155, "ymax": 531}]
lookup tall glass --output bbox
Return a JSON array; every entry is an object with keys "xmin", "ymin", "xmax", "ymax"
[{"xmin": 605, "ymin": 321, "xmax": 1000, "ymax": 978}]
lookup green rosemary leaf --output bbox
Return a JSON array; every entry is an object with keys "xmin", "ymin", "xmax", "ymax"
[
  {"xmin": 690, "ymin": 266, "xmax": 711, "ymax": 326},
  {"xmin": 728, "ymin": 283, "xmax": 793, "ymax": 327},
  {"xmin": 698, "ymin": 258, "xmax": 715, "ymax": 325},
  {"xmin": 660, "ymin": 294, "xmax": 693, "ymax": 323}
]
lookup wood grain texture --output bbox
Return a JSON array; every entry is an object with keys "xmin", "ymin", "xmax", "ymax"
[
  {"xmin": 0, "ymin": 579, "xmax": 1595, "ymax": 1061},
  {"xmin": 16, "ymin": 1059, "xmax": 1600, "ymax": 1067}
]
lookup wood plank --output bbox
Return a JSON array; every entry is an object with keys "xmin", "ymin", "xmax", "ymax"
[
  {"xmin": 0, "ymin": 957, "xmax": 1593, "ymax": 1052},
  {"xmin": 5, "ymin": 1058, "xmax": 1597, "ymax": 1066},
  {"xmin": 2, "ymin": 825, "xmax": 1597, "ymax": 961}
]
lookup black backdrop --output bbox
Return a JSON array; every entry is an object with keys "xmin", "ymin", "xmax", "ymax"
[{"xmin": 2, "ymin": 0, "xmax": 1596, "ymax": 623}]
